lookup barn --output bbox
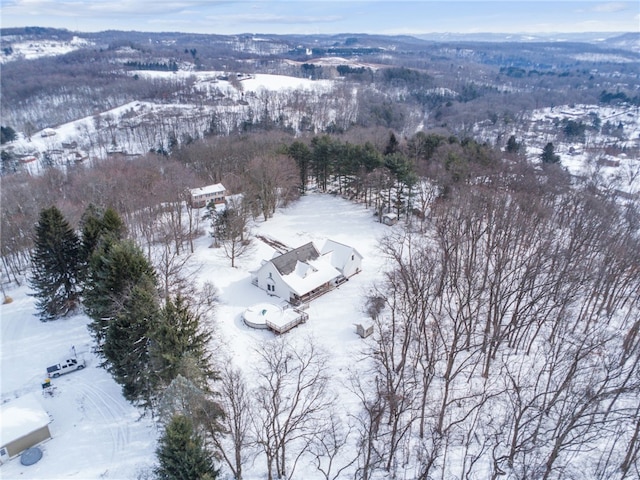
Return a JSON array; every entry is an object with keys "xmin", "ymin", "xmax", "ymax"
[{"xmin": 0, "ymin": 394, "xmax": 52, "ymax": 464}]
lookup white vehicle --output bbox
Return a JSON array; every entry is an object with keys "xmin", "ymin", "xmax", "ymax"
[{"xmin": 46, "ymin": 358, "xmax": 85, "ymax": 378}]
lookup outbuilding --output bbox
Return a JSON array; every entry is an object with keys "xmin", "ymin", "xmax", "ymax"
[
  {"xmin": 382, "ymin": 212, "xmax": 398, "ymax": 226},
  {"xmin": 0, "ymin": 394, "xmax": 52, "ymax": 464}
]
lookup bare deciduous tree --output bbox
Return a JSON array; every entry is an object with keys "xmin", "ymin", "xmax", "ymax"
[
  {"xmin": 252, "ymin": 337, "xmax": 332, "ymax": 480},
  {"xmin": 212, "ymin": 362, "xmax": 253, "ymax": 480}
]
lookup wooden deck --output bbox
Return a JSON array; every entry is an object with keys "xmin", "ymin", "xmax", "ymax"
[{"xmin": 266, "ymin": 309, "xmax": 309, "ymax": 334}]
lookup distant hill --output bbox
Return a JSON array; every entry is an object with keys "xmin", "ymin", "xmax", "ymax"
[{"xmin": 414, "ymin": 31, "xmax": 638, "ymax": 47}]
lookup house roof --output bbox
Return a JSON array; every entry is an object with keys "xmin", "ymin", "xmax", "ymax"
[
  {"xmin": 0, "ymin": 394, "xmax": 50, "ymax": 446},
  {"xmin": 271, "ymin": 242, "xmax": 320, "ymax": 275},
  {"xmin": 281, "ymin": 257, "xmax": 341, "ymax": 296},
  {"xmin": 320, "ymin": 239, "xmax": 363, "ymax": 271},
  {"xmin": 190, "ymin": 183, "xmax": 225, "ymax": 196}
]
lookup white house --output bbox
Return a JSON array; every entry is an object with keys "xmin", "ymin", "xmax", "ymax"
[
  {"xmin": 0, "ymin": 394, "xmax": 52, "ymax": 464},
  {"xmin": 252, "ymin": 240, "xmax": 362, "ymax": 305},
  {"xmin": 189, "ymin": 183, "xmax": 226, "ymax": 208},
  {"xmin": 320, "ymin": 239, "xmax": 363, "ymax": 278}
]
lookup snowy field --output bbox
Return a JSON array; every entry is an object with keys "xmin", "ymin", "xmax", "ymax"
[
  {"xmin": 0, "ymin": 36, "xmax": 93, "ymax": 64},
  {"xmin": 0, "ymin": 193, "xmax": 389, "ymax": 479}
]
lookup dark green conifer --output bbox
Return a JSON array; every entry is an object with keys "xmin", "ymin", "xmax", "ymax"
[
  {"xmin": 151, "ymin": 295, "xmax": 215, "ymax": 389},
  {"xmin": 29, "ymin": 206, "xmax": 80, "ymax": 320},
  {"xmin": 103, "ymin": 280, "xmax": 159, "ymax": 406},
  {"xmin": 79, "ymin": 205, "xmax": 126, "ymax": 280},
  {"xmin": 85, "ymin": 239, "xmax": 157, "ymax": 349},
  {"xmin": 541, "ymin": 142, "xmax": 561, "ymax": 164},
  {"xmin": 155, "ymin": 415, "xmax": 218, "ymax": 480}
]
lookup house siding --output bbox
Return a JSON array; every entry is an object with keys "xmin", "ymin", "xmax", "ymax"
[
  {"xmin": 255, "ymin": 263, "xmax": 290, "ymax": 301},
  {"xmin": 2, "ymin": 425, "xmax": 51, "ymax": 459},
  {"xmin": 189, "ymin": 184, "xmax": 226, "ymax": 208}
]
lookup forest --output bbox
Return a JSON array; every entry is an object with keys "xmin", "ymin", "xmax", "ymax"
[{"xmin": 1, "ymin": 27, "xmax": 639, "ymax": 480}]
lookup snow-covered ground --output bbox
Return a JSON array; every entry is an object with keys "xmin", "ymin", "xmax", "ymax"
[
  {"xmin": 473, "ymin": 103, "xmax": 640, "ymax": 194},
  {"xmin": 2, "ymin": 69, "xmax": 343, "ymax": 174},
  {"xmin": 525, "ymin": 104, "xmax": 640, "ymax": 192},
  {"xmin": 0, "ymin": 193, "xmax": 388, "ymax": 479},
  {"xmin": 131, "ymin": 70, "xmax": 334, "ymax": 94},
  {"xmin": 0, "ymin": 36, "xmax": 93, "ymax": 63}
]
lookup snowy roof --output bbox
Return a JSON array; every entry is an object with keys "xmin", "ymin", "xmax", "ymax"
[
  {"xmin": 271, "ymin": 242, "xmax": 320, "ymax": 275},
  {"xmin": 0, "ymin": 394, "xmax": 50, "ymax": 446},
  {"xmin": 189, "ymin": 183, "xmax": 226, "ymax": 196},
  {"xmin": 281, "ymin": 256, "xmax": 341, "ymax": 296},
  {"xmin": 320, "ymin": 239, "xmax": 363, "ymax": 270}
]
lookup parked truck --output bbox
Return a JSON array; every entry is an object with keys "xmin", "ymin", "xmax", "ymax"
[{"xmin": 46, "ymin": 358, "xmax": 85, "ymax": 378}]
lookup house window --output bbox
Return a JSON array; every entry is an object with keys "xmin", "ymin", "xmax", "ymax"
[
  {"xmin": 267, "ymin": 284, "xmax": 274, "ymax": 292},
  {"xmin": 351, "ymin": 254, "xmax": 354, "ymax": 260}
]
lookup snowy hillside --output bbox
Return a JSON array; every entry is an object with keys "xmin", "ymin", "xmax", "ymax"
[
  {"xmin": 0, "ymin": 36, "xmax": 93, "ymax": 63},
  {"xmin": 473, "ymin": 102, "xmax": 640, "ymax": 195},
  {"xmin": 1, "ymin": 70, "xmax": 347, "ymax": 175}
]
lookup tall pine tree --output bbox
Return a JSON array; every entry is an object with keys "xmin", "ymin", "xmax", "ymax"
[
  {"xmin": 151, "ymin": 295, "xmax": 215, "ymax": 390},
  {"xmin": 79, "ymin": 205, "xmax": 126, "ymax": 270},
  {"xmin": 155, "ymin": 414, "xmax": 218, "ymax": 480},
  {"xmin": 29, "ymin": 206, "xmax": 80, "ymax": 320},
  {"xmin": 84, "ymin": 239, "xmax": 157, "ymax": 349},
  {"xmin": 103, "ymin": 279, "xmax": 159, "ymax": 407}
]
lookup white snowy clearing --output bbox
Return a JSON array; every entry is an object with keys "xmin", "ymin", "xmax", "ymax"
[
  {"xmin": 0, "ymin": 193, "xmax": 388, "ymax": 479},
  {"xmin": 0, "ymin": 37, "xmax": 93, "ymax": 64}
]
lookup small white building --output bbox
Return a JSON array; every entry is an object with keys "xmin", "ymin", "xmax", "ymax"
[
  {"xmin": 40, "ymin": 128, "xmax": 56, "ymax": 138},
  {"xmin": 189, "ymin": 183, "xmax": 226, "ymax": 208},
  {"xmin": 252, "ymin": 240, "xmax": 362, "ymax": 305},
  {"xmin": 0, "ymin": 394, "xmax": 52, "ymax": 464}
]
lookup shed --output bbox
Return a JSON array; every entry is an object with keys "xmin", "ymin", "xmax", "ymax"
[
  {"xmin": 0, "ymin": 394, "xmax": 52, "ymax": 464},
  {"xmin": 382, "ymin": 212, "xmax": 398, "ymax": 226}
]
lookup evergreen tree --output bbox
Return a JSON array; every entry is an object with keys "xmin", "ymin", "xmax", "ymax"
[
  {"xmin": 85, "ymin": 239, "xmax": 157, "ymax": 350},
  {"xmin": 287, "ymin": 141, "xmax": 311, "ymax": 193},
  {"xmin": 151, "ymin": 295, "xmax": 215, "ymax": 389},
  {"xmin": 79, "ymin": 205, "xmax": 126, "ymax": 273},
  {"xmin": 541, "ymin": 142, "xmax": 561, "ymax": 164},
  {"xmin": 103, "ymin": 279, "xmax": 159, "ymax": 406},
  {"xmin": 310, "ymin": 135, "xmax": 335, "ymax": 191},
  {"xmin": 29, "ymin": 206, "xmax": 80, "ymax": 320},
  {"xmin": 506, "ymin": 135, "xmax": 520, "ymax": 154},
  {"xmin": 79, "ymin": 205, "xmax": 126, "ymax": 263},
  {"xmin": 0, "ymin": 125, "xmax": 17, "ymax": 144},
  {"xmin": 155, "ymin": 415, "xmax": 218, "ymax": 480},
  {"xmin": 384, "ymin": 131, "xmax": 400, "ymax": 156}
]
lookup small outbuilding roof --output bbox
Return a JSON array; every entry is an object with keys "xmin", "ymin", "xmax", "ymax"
[{"xmin": 0, "ymin": 394, "xmax": 50, "ymax": 447}]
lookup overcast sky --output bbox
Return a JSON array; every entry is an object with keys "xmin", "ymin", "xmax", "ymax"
[{"xmin": 1, "ymin": 1, "xmax": 638, "ymax": 35}]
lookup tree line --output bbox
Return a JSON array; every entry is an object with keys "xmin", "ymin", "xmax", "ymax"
[{"xmin": 29, "ymin": 203, "xmax": 222, "ymax": 477}]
